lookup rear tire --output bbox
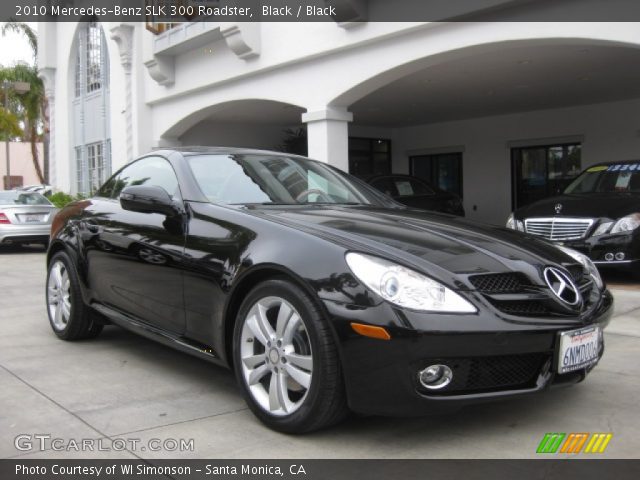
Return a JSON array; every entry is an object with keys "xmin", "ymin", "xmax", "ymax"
[
  {"xmin": 46, "ymin": 251, "xmax": 103, "ymax": 340},
  {"xmin": 233, "ymin": 279, "xmax": 348, "ymax": 433}
]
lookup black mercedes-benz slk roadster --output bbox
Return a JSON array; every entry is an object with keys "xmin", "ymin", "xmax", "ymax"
[{"xmin": 46, "ymin": 148, "xmax": 612, "ymax": 433}]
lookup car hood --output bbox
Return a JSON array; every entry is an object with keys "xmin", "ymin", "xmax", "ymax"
[
  {"xmin": 514, "ymin": 193, "xmax": 640, "ymax": 220},
  {"xmin": 250, "ymin": 205, "xmax": 570, "ymax": 285}
]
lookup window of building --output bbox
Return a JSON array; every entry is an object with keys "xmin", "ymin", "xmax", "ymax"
[
  {"xmin": 511, "ymin": 143, "xmax": 581, "ymax": 209},
  {"xmin": 77, "ymin": 141, "xmax": 112, "ymax": 196},
  {"xmin": 74, "ymin": 50, "xmax": 81, "ymax": 97},
  {"xmin": 74, "ymin": 20, "xmax": 107, "ymax": 97},
  {"xmin": 410, "ymin": 152, "xmax": 463, "ymax": 197},
  {"xmin": 72, "ymin": 20, "xmax": 111, "ymax": 196},
  {"xmin": 86, "ymin": 21, "xmax": 103, "ymax": 93},
  {"xmin": 348, "ymin": 138, "xmax": 391, "ymax": 176}
]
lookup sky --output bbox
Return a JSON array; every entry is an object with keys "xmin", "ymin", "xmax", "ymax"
[{"xmin": 0, "ymin": 22, "xmax": 38, "ymax": 67}]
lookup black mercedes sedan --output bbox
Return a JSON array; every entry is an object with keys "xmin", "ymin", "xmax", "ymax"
[
  {"xmin": 363, "ymin": 174, "xmax": 465, "ymax": 216},
  {"xmin": 507, "ymin": 160, "xmax": 640, "ymax": 276},
  {"xmin": 46, "ymin": 148, "xmax": 612, "ymax": 433}
]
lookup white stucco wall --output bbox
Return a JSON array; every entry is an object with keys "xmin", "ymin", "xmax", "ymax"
[
  {"xmin": 178, "ymin": 122, "xmax": 293, "ymax": 150},
  {"xmin": 392, "ymin": 98, "xmax": 640, "ymax": 225}
]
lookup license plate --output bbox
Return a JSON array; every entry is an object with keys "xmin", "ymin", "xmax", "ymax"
[
  {"xmin": 557, "ymin": 326, "xmax": 601, "ymax": 374},
  {"xmin": 23, "ymin": 214, "xmax": 44, "ymax": 223}
]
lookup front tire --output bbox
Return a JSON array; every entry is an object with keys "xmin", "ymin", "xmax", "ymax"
[
  {"xmin": 233, "ymin": 279, "xmax": 348, "ymax": 433},
  {"xmin": 46, "ymin": 251, "xmax": 103, "ymax": 340}
]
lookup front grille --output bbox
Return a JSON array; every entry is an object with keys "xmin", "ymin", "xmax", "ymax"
[
  {"xmin": 419, "ymin": 353, "xmax": 549, "ymax": 395},
  {"xmin": 487, "ymin": 299, "xmax": 549, "ymax": 316},
  {"xmin": 566, "ymin": 265, "xmax": 586, "ymax": 283},
  {"xmin": 468, "ymin": 272, "xmax": 529, "ymax": 293},
  {"xmin": 524, "ymin": 217, "xmax": 594, "ymax": 241},
  {"xmin": 470, "ymin": 267, "xmax": 592, "ymax": 318}
]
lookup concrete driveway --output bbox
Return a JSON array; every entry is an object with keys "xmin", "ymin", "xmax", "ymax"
[{"xmin": 1, "ymin": 245, "xmax": 639, "ymax": 459}]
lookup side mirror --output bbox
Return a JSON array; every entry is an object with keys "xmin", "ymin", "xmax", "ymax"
[{"xmin": 120, "ymin": 185, "xmax": 179, "ymax": 216}]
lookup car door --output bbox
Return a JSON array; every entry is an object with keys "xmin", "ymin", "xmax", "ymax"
[{"xmin": 83, "ymin": 156, "xmax": 186, "ymax": 334}]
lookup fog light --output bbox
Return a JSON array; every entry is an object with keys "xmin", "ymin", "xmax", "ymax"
[
  {"xmin": 615, "ymin": 252, "xmax": 626, "ymax": 261},
  {"xmin": 604, "ymin": 253, "xmax": 614, "ymax": 261},
  {"xmin": 418, "ymin": 364, "xmax": 453, "ymax": 390}
]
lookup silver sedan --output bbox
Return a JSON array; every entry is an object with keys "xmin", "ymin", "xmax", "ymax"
[{"xmin": 0, "ymin": 190, "xmax": 58, "ymax": 247}]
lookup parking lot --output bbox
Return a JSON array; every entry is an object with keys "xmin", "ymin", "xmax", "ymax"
[{"xmin": 1, "ymin": 245, "xmax": 639, "ymax": 460}]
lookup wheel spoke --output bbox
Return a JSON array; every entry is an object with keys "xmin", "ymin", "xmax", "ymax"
[
  {"xmin": 61, "ymin": 298, "xmax": 71, "ymax": 320},
  {"xmin": 275, "ymin": 302, "xmax": 293, "ymax": 338},
  {"xmin": 242, "ymin": 353, "xmax": 266, "ymax": 369},
  {"xmin": 47, "ymin": 286, "xmax": 58, "ymax": 299},
  {"xmin": 256, "ymin": 302, "xmax": 276, "ymax": 340},
  {"xmin": 51, "ymin": 263, "xmax": 62, "ymax": 288},
  {"xmin": 246, "ymin": 314, "xmax": 270, "ymax": 347},
  {"xmin": 282, "ymin": 312, "xmax": 301, "ymax": 345},
  {"xmin": 54, "ymin": 301, "xmax": 63, "ymax": 326},
  {"xmin": 286, "ymin": 353, "xmax": 312, "ymax": 371},
  {"xmin": 284, "ymin": 363, "xmax": 311, "ymax": 389},
  {"xmin": 248, "ymin": 363, "xmax": 270, "ymax": 385},
  {"xmin": 269, "ymin": 370, "xmax": 290, "ymax": 412}
]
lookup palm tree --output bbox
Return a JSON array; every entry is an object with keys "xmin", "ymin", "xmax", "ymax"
[
  {"xmin": 0, "ymin": 85, "xmax": 23, "ymax": 140},
  {"xmin": 1, "ymin": 21, "xmax": 47, "ymax": 184}
]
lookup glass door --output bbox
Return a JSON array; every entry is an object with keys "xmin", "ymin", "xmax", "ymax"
[{"xmin": 511, "ymin": 143, "xmax": 581, "ymax": 209}]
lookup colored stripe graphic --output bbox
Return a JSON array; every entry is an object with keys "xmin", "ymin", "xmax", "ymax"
[
  {"xmin": 537, "ymin": 433, "xmax": 613, "ymax": 454},
  {"xmin": 536, "ymin": 433, "xmax": 566, "ymax": 453},
  {"xmin": 560, "ymin": 433, "xmax": 589, "ymax": 453},
  {"xmin": 584, "ymin": 433, "xmax": 613, "ymax": 454}
]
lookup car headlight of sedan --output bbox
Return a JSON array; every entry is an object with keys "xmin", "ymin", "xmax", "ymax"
[
  {"xmin": 345, "ymin": 252, "xmax": 477, "ymax": 313},
  {"xmin": 610, "ymin": 213, "xmax": 640, "ymax": 234},
  {"xmin": 506, "ymin": 213, "xmax": 525, "ymax": 232},
  {"xmin": 556, "ymin": 245, "xmax": 604, "ymax": 291}
]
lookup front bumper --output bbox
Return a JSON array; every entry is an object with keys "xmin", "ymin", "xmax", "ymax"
[
  {"xmin": 323, "ymin": 290, "xmax": 613, "ymax": 416},
  {"xmin": 540, "ymin": 231, "xmax": 640, "ymax": 269}
]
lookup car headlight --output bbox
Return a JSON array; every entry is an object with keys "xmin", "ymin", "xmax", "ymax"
[
  {"xmin": 592, "ymin": 221, "xmax": 613, "ymax": 236},
  {"xmin": 506, "ymin": 213, "xmax": 524, "ymax": 232},
  {"xmin": 610, "ymin": 213, "xmax": 640, "ymax": 234},
  {"xmin": 556, "ymin": 245, "xmax": 603, "ymax": 291},
  {"xmin": 345, "ymin": 252, "xmax": 477, "ymax": 313}
]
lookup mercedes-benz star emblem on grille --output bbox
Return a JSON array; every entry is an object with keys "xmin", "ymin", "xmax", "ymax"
[
  {"xmin": 543, "ymin": 267, "xmax": 582, "ymax": 308},
  {"xmin": 555, "ymin": 203, "xmax": 563, "ymax": 214}
]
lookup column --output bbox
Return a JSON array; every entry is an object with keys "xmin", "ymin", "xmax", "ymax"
[{"xmin": 302, "ymin": 107, "xmax": 353, "ymax": 172}]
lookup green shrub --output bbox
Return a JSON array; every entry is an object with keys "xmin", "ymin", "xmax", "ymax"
[{"xmin": 48, "ymin": 192, "xmax": 85, "ymax": 208}]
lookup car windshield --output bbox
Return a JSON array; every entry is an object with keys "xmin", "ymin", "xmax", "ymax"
[
  {"xmin": 564, "ymin": 163, "xmax": 640, "ymax": 194},
  {"xmin": 0, "ymin": 191, "xmax": 52, "ymax": 206},
  {"xmin": 187, "ymin": 153, "xmax": 392, "ymax": 206}
]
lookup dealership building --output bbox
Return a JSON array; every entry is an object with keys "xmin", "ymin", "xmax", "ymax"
[{"xmin": 37, "ymin": 4, "xmax": 640, "ymax": 224}]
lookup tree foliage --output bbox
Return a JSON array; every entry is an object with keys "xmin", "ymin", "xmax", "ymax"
[{"xmin": 0, "ymin": 21, "xmax": 46, "ymax": 183}]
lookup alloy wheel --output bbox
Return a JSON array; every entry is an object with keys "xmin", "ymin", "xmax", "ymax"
[
  {"xmin": 47, "ymin": 260, "xmax": 71, "ymax": 331},
  {"xmin": 239, "ymin": 296, "xmax": 314, "ymax": 416}
]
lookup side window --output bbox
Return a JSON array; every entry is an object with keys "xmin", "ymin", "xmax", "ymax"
[
  {"xmin": 397, "ymin": 178, "xmax": 435, "ymax": 196},
  {"xmin": 110, "ymin": 157, "xmax": 180, "ymax": 199},
  {"xmin": 371, "ymin": 178, "xmax": 398, "ymax": 196}
]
